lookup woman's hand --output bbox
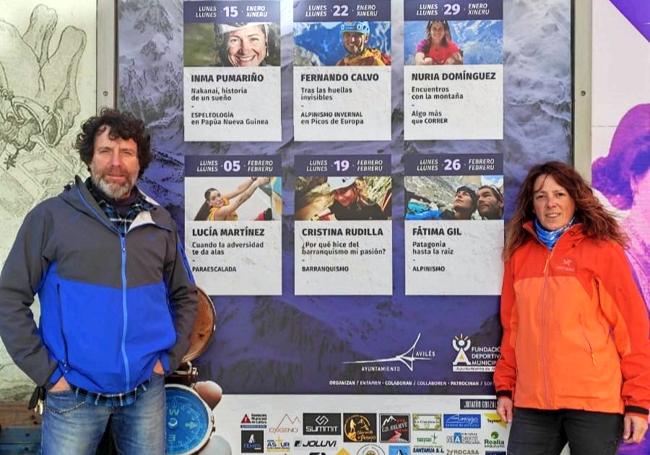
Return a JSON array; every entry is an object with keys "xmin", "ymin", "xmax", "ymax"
[
  {"xmin": 623, "ymin": 414, "xmax": 648, "ymax": 444},
  {"xmin": 496, "ymin": 396, "xmax": 513, "ymax": 423}
]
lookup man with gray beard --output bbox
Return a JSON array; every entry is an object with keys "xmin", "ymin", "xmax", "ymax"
[{"xmin": 0, "ymin": 109, "xmax": 197, "ymax": 454}]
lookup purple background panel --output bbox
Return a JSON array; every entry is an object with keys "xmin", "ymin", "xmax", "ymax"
[
  {"xmin": 404, "ymin": 154, "xmax": 503, "ymax": 176},
  {"xmin": 404, "ymin": 0, "xmax": 503, "ymax": 21},
  {"xmin": 184, "ymin": 0, "xmax": 281, "ymax": 24},
  {"xmin": 295, "ymin": 155, "xmax": 390, "ymax": 175},
  {"xmin": 185, "ymin": 155, "xmax": 281, "ymax": 176},
  {"xmin": 294, "ymin": 0, "xmax": 391, "ymax": 23},
  {"xmin": 119, "ymin": 0, "xmax": 572, "ymax": 396}
]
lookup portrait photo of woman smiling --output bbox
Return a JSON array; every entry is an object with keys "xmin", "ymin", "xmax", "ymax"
[
  {"xmin": 215, "ymin": 22, "xmax": 280, "ymax": 67},
  {"xmin": 184, "ymin": 21, "xmax": 280, "ymax": 67}
]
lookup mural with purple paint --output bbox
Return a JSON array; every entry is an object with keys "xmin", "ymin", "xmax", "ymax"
[
  {"xmin": 593, "ymin": 104, "xmax": 650, "ymax": 455},
  {"xmin": 609, "ymin": 0, "xmax": 650, "ymax": 41}
]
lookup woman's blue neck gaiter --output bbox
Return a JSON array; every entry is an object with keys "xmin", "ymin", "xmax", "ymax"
[{"xmin": 534, "ymin": 217, "xmax": 575, "ymax": 250}]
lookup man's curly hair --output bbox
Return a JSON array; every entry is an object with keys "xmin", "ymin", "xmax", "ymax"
[{"xmin": 75, "ymin": 108, "xmax": 152, "ymax": 177}]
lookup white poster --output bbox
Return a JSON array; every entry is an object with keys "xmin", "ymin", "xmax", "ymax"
[
  {"xmin": 293, "ymin": 0, "xmax": 392, "ymax": 141},
  {"xmin": 183, "ymin": 0, "xmax": 281, "ymax": 142},
  {"xmin": 184, "ymin": 156, "xmax": 282, "ymax": 295},
  {"xmin": 293, "ymin": 155, "xmax": 392, "ymax": 295},
  {"xmin": 403, "ymin": 0, "xmax": 504, "ymax": 140},
  {"xmin": 404, "ymin": 154, "xmax": 504, "ymax": 295}
]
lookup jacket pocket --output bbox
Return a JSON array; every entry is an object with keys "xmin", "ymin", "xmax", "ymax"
[{"xmin": 58, "ymin": 280, "xmax": 124, "ymax": 378}]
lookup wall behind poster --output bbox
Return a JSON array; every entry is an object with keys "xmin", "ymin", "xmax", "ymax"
[
  {"xmin": 117, "ymin": 0, "xmax": 571, "ymax": 451},
  {"xmin": 0, "ymin": 0, "xmax": 96, "ymax": 400},
  {"xmin": 590, "ymin": 1, "xmax": 650, "ymax": 454}
]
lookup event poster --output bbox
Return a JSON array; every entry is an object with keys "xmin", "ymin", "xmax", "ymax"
[
  {"xmin": 403, "ymin": 0, "xmax": 504, "ymax": 140},
  {"xmin": 294, "ymin": 155, "xmax": 392, "ymax": 294},
  {"xmin": 184, "ymin": 155, "xmax": 282, "ymax": 295},
  {"xmin": 0, "ymin": 0, "xmax": 577, "ymax": 453},
  {"xmin": 293, "ymin": 0, "xmax": 392, "ymax": 141},
  {"xmin": 404, "ymin": 154, "xmax": 504, "ymax": 295},
  {"xmin": 183, "ymin": 0, "xmax": 282, "ymax": 141}
]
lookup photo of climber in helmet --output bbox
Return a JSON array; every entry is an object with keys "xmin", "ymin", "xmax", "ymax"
[
  {"xmin": 293, "ymin": 20, "xmax": 391, "ymax": 66},
  {"xmin": 336, "ymin": 21, "xmax": 391, "ymax": 66},
  {"xmin": 295, "ymin": 176, "xmax": 391, "ymax": 221}
]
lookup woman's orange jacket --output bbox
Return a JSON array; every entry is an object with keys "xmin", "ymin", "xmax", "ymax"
[{"xmin": 494, "ymin": 223, "xmax": 650, "ymax": 416}]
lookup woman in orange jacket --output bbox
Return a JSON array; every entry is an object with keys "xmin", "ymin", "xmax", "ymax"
[{"xmin": 494, "ymin": 161, "xmax": 650, "ymax": 454}]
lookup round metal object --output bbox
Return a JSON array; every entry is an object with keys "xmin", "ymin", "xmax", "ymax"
[
  {"xmin": 182, "ymin": 287, "xmax": 216, "ymax": 363},
  {"xmin": 165, "ymin": 384, "xmax": 214, "ymax": 454}
]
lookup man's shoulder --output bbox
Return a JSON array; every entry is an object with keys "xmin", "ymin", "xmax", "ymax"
[
  {"xmin": 28, "ymin": 190, "xmax": 72, "ymax": 216},
  {"xmin": 140, "ymin": 195, "xmax": 177, "ymax": 230}
]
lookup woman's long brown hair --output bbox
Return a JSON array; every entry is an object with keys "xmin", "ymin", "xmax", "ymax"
[{"xmin": 504, "ymin": 161, "xmax": 626, "ymax": 260}]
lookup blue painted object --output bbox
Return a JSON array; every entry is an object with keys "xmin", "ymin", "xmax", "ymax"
[{"xmin": 165, "ymin": 384, "xmax": 213, "ymax": 455}]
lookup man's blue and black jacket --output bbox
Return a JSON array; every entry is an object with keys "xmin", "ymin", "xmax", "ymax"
[{"xmin": 0, "ymin": 177, "xmax": 197, "ymax": 394}]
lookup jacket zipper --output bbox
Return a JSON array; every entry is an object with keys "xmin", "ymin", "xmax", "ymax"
[
  {"xmin": 540, "ymin": 248, "xmax": 555, "ymax": 408},
  {"xmin": 76, "ymin": 185, "xmax": 169, "ymax": 390},
  {"xmin": 77, "ymin": 185, "xmax": 132, "ymax": 389},
  {"xmin": 119, "ymin": 233, "xmax": 130, "ymax": 389},
  {"xmin": 56, "ymin": 284, "xmax": 70, "ymax": 373}
]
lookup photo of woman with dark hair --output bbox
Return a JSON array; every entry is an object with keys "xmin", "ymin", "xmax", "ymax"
[
  {"xmin": 495, "ymin": 161, "xmax": 650, "ymax": 454},
  {"xmin": 414, "ymin": 20, "xmax": 463, "ymax": 65},
  {"xmin": 194, "ymin": 177, "xmax": 270, "ymax": 221}
]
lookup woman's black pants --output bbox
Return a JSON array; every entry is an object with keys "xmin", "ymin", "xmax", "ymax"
[{"xmin": 507, "ymin": 407, "xmax": 623, "ymax": 455}]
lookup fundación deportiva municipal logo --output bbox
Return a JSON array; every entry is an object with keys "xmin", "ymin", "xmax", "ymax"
[{"xmin": 452, "ymin": 334, "xmax": 499, "ymax": 372}]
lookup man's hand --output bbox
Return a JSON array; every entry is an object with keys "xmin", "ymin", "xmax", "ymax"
[
  {"xmin": 496, "ymin": 396, "xmax": 513, "ymax": 423},
  {"xmin": 49, "ymin": 376, "xmax": 71, "ymax": 393},
  {"xmin": 623, "ymin": 414, "xmax": 648, "ymax": 444},
  {"xmin": 153, "ymin": 360, "xmax": 165, "ymax": 375}
]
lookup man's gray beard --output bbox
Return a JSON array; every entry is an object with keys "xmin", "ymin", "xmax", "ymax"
[{"xmin": 91, "ymin": 174, "xmax": 135, "ymax": 200}]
